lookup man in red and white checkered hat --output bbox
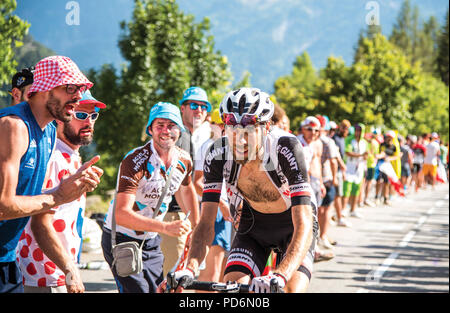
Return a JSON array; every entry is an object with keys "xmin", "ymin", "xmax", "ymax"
[
  {"xmin": 0, "ymin": 56, "xmax": 102, "ymax": 293},
  {"xmin": 27, "ymin": 55, "xmax": 94, "ymax": 125}
]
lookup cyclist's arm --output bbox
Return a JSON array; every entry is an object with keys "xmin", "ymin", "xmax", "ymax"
[
  {"xmin": 275, "ymin": 203, "xmax": 313, "ymax": 280},
  {"xmin": 185, "ymin": 138, "xmax": 226, "ymax": 274},
  {"xmin": 185, "ymin": 201, "xmax": 218, "ymax": 275},
  {"xmin": 276, "ymin": 135, "xmax": 314, "ymax": 280}
]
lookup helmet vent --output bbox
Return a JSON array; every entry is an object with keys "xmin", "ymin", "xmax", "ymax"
[
  {"xmin": 238, "ymin": 95, "xmax": 246, "ymax": 115},
  {"xmin": 249, "ymin": 99, "xmax": 259, "ymax": 114},
  {"xmin": 227, "ymin": 98, "xmax": 233, "ymax": 112}
]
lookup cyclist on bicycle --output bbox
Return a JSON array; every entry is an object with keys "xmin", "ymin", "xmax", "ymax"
[{"xmin": 159, "ymin": 88, "xmax": 318, "ymax": 293}]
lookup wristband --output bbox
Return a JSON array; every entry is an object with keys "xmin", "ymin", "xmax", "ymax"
[
  {"xmin": 273, "ymin": 272, "xmax": 288, "ymax": 285},
  {"xmin": 185, "ymin": 267, "xmax": 196, "ymax": 277}
]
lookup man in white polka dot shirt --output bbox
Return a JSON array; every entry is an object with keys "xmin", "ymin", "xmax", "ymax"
[{"xmin": 17, "ymin": 91, "xmax": 106, "ymax": 293}]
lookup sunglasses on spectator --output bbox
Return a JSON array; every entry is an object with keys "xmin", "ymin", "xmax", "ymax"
[
  {"xmin": 73, "ymin": 111, "xmax": 99, "ymax": 121},
  {"xmin": 305, "ymin": 127, "xmax": 319, "ymax": 132},
  {"xmin": 186, "ymin": 102, "xmax": 208, "ymax": 111},
  {"xmin": 65, "ymin": 84, "xmax": 88, "ymax": 95},
  {"xmin": 223, "ymin": 113, "xmax": 260, "ymax": 127}
]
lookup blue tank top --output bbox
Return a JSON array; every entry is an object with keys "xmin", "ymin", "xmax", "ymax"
[{"xmin": 0, "ymin": 102, "xmax": 56, "ymax": 262}]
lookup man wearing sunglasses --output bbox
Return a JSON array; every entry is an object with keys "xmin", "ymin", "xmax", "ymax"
[
  {"xmin": 161, "ymin": 86, "xmax": 211, "ymax": 276},
  {"xmin": 0, "ymin": 56, "xmax": 103, "ymax": 293},
  {"xmin": 162, "ymin": 88, "xmax": 318, "ymax": 293},
  {"xmin": 17, "ymin": 90, "xmax": 106, "ymax": 293}
]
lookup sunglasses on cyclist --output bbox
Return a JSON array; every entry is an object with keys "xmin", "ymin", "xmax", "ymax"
[
  {"xmin": 73, "ymin": 111, "xmax": 99, "ymax": 121},
  {"xmin": 223, "ymin": 113, "xmax": 260, "ymax": 127},
  {"xmin": 186, "ymin": 102, "xmax": 208, "ymax": 111},
  {"xmin": 65, "ymin": 84, "xmax": 88, "ymax": 95}
]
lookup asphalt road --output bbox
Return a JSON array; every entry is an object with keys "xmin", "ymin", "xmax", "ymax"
[{"xmin": 80, "ymin": 183, "xmax": 449, "ymax": 293}]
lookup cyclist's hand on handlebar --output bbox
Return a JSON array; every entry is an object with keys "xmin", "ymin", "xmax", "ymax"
[
  {"xmin": 157, "ymin": 269, "xmax": 195, "ymax": 293},
  {"xmin": 250, "ymin": 273, "xmax": 286, "ymax": 293}
]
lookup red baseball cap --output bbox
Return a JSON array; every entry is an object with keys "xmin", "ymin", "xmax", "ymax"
[{"xmin": 28, "ymin": 56, "xmax": 93, "ymax": 98}]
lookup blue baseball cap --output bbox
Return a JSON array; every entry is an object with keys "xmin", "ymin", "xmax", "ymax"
[
  {"xmin": 179, "ymin": 86, "xmax": 211, "ymax": 112},
  {"xmin": 146, "ymin": 102, "xmax": 186, "ymax": 136},
  {"xmin": 79, "ymin": 90, "xmax": 106, "ymax": 109},
  {"xmin": 322, "ymin": 115, "xmax": 330, "ymax": 131}
]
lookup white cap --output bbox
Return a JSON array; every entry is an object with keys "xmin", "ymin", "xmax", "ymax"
[
  {"xmin": 385, "ymin": 130, "xmax": 396, "ymax": 138},
  {"xmin": 301, "ymin": 116, "xmax": 320, "ymax": 129},
  {"xmin": 329, "ymin": 121, "xmax": 337, "ymax": 129}
]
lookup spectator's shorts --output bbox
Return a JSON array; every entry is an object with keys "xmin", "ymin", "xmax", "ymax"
[
  {"xmin": 321, "ymin": 183, "xmax": 336, "ymax": 207},
  {"xmin": 365, "ymin": 167, "xmax": 375, "ymax": 180},
  {"xmin": 343, "ymin": 181, "xmax": 362, "ymax": 197},
  {"xmin": 422, "ymin": 164, "xmax": 437, "ymax": 177},
  {"xmin": 212, "ymin": 209, "xmax": 232, "ymax": 251},
  {"xmin": 412, "ymin": 163, "xmax": 423, "ymax": 174},
  {"xmin": 401, "ymin": 165, "xmax": 411, "ymax": 178}
]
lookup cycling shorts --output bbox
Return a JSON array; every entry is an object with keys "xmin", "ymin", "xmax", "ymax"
[{"xmin": 224, "ymin": 201, "xmax": 317, "ymax": 281}]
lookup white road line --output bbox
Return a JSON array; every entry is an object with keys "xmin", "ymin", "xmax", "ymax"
[{"xmin": 356, "ymin": 196, "xmax": 447, "ymax": 293}]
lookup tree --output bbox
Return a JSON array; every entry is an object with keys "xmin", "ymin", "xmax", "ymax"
[
  {"xmin": 437, "ymin": 9, "xmax": 449, "ymax": 86},
  {"xmin": 0, "ymin": 0, "xmax": 30, "ymax": 96},
  {"xmin": 389, "ymin": 0, "xmax": 442, "ymax": 75},
  {"xmin": 0, "ymin": 34, "xmax": 55, "ymax": 108},
  {"xmin": 273, "ymin": 52, "xmax": 318, "ymax": 130},
  {"xmin": 89, "ymin": 0, "xmax": 232, "ymax": 194}
]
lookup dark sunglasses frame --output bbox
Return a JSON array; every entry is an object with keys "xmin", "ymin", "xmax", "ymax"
[{"xmin": 65, "ymin": 84, "xmax": 88, "ymax": 95}]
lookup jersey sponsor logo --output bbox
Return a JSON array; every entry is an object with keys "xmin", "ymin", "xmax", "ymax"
[
  {"xmin": 120, "ymin": 175, "xmax": 137, "ymax": 184},
  {"xmin": 226, "ymin": 251, "xmax": 260, "ymax": 278},
  {"xmin": 205, "ymin": 146, "xmax": 227, "ymax": 167},
  {"xmin": 132, "ymin": 149, "xmax": 150, "ymax": 172},
  {"xmin": 203, "ymin": 182, "xmax": 222, "ymax": 193},
  {"xmin": 29, "ymin": 139, "xmax": 37, "ymax": 148},
  {"xmin": 277, "ymin": 145, "xmax": 299, "ymax": 171},
  {"xmin": 24, "ymin": 157, "xmax": 36, "ymax": 169},
  {"xmin": 290, "ymin": 183, "xmax": 310, "ymax": 197}
]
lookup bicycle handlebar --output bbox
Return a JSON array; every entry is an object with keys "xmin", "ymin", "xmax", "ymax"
[{"xmin": 166, "ymin": 272, "xmax": 284, "ymax": 293}]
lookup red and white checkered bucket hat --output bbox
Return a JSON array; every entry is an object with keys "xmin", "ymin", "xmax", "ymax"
[{"xmin": 28, "ymin": 56, "xmax": 93, "ymax": 98}]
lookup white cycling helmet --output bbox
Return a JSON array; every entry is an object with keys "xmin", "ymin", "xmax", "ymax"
[{"xmin": 219, "ymin": 88, "xmax": 274, "ymax": 125}]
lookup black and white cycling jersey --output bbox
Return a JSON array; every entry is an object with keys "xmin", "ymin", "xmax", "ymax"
[{"xmin": 201, "ymin": 127, "xmax": 317, "ymax": 214}]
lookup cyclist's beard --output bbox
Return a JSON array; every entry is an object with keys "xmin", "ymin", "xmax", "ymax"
[
  {"xmin": 46, "ymin": 91, "xmax": 76, "ymax": 123},
  {"xmin": 63, "ymin": 123, "xmax": 93, "ymax": 146},
  {"xmin": 232, "ymin": 138, "xmax": 263, "ymax": 165}
]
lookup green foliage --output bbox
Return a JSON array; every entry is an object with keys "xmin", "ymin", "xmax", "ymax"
[
  {"xmin": 389, "ymin": 0, "xmax": 442, "ymax": 76},
  {"xmin": 89, "ymin": 0, "xmax": 232, "ymax": 194},
  {"xmin": 437, "ymin": 9, "xmax": 449, "ymax": 86},
  {"xmin": 0, "ymin": 34, "xmax": 55, "ymax": 108},
  {"xmin": 273, "ymin": 52, "xmax": 318, "ymax": 130},
  {"xmin": 274, "ymin": 32, "xmax": 449, "ymax": 142},
  {"xmin": 0, "ymin": 0, "xmax": 30, "ymax": 97}
]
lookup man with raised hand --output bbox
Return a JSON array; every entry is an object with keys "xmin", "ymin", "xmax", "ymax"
[
  {"xmin": 17, "ymin": 90, "xmax": 106, "ymax": 293},
  {"xmin": 0, "ymin": 56, "xmax": 103, "ymax": 293}
]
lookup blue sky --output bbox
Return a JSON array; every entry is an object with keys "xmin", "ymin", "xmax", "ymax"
[{"xmin": 15, "ymin": 0, "xmax": 448, "ymax": 91}]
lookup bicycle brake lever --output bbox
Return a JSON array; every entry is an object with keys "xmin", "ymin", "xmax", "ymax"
[
  {"xmin": 270, "ymin": 278, "xmax": 281, "ymax": 293},
  {"xmin": 166, "ymin": 272, "xmax": 176, "ymax": 293}
]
